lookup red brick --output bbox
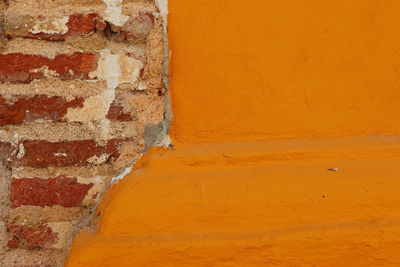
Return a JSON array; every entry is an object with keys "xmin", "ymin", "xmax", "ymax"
[
  {"xmin": 0, "ymin": 52, "xmax": 99, "ymax": 83},
  {"xmin": 68, "ymin": 13, "xmax": 106, "ymax": 34},
  {"xmin": 107, "ymin": 104, "xmax": 134, "ymax": 121},
  {"xmin": 14, "ymin": 139, "xmax": 128, "ymax": 167},
  {"xmin": 10, "ymin": 176, "xmax": 93, "ymax": 208},
  {"xmin": 7, "ymin": 224, "xmax": 58, "ymax": 249},
  {"xmin": 0, "ymin": 142, "xmax": 13, "ymax": 159},
  {"xmin": 0, "ymin": 95, "xmax": 84, "ymax": 125},
  {"xmin": 27, "ymin": 13, "xmax": 106, "ymax": 41}
]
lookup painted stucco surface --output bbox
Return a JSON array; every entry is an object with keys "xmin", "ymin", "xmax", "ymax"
[
  {"xmin": 67, "ymin": 138, "xmax": 400, "ymax": 266},
  {"xmin": 169, "ymin": 0, "xmax": 400, "ymax": 142},
  {"xmin": 67, "ymin": 0, "xmax": 400, "ymax": 266}
]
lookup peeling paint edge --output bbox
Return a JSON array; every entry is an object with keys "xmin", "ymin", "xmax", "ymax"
[
  {"xmin": 159, "ymin": 0, "xmax": 172, "ymax": 148},
  {"xmin": 111, "ymin": 166, "xmax": 133, "ymax": 184}
]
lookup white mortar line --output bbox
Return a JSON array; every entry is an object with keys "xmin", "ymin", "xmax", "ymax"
[{"xmin": 111, "ymin": 166, "xmax": 133, "ymax": 183}]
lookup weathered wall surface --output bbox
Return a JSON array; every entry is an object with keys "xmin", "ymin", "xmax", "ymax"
[
  {"xmin": 66, "ymin": 0, "xmax": 400, "ymax": 266},
  {"xmin": 0, "ymin": 0, "xmax": 167, "ymax": 266}
]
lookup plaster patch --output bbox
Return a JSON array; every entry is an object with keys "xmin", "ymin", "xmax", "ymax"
[
  {"xmin": 65, "ymin": 50, "xmax": 119, "ymax": 122},
  {"xmin": 65, "ymin": 49, "xmax": 142, "ymax": 123},
  {"xmin": 16, "ymin": 143, "xmax": 25, "ymax": 159},
  {"xmin": 98, "ymin": 119, "xmax": 112, "ymax": 140},
  {"xmin": 103, "ymin": 0, "xmax": 129, "ymax": 27},
  {"xmin": 156, "ymin": 0, "xmax": 169, "ymax": 16},
  {"xmin": 119, "ymin": 55, "xmax": 143, "ymax": 84},
  {"xmin": 31, "ymin": 66, "xmax": 60, "ymax": 78},
  {"xmin": 65, "ymin": 94, "xmax": 111, "ymax": 122},
  {"xmin": 31, "ymin": 16, "xmax": 69, "ymax": 35}
]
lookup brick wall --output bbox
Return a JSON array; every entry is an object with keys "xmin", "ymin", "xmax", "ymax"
[{"xmin": 0, "ymin": 0, "xmax": 168, "ymax": 266}]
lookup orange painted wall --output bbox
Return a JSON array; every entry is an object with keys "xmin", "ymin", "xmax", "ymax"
[{"xmin": 170, "ymin": 0, "xmax": 400, "ymax": 143}]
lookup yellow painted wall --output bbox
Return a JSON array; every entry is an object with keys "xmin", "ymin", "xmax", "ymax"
[{"xmin": 170, "ymin": 0, "xmax": 400, "ymax": 143}]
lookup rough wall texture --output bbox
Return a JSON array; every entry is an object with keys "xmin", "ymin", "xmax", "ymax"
[{"xmin": 0, "ymin": 0, "xmax": 168, "ymax": 266}]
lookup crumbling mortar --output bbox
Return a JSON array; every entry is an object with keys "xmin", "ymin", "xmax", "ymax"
[
  {"xmin": 142, "ymin": 0, "xmax": 172, "ymax": 150},
  {"xmin": 0, "ymin": 155, "xmax": 11, "ymax": 253}
]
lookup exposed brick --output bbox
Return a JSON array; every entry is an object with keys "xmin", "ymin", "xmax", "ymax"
[
  {"xmin": 10, "ymin": 176, "xmax": 93, "ymax": 208},
  {"xmin": 106, "ymin": 90, "xmax": 137, "ymax": 122},
  {"xmin": 69, "ymin": 13, "xmax": 106, "ymax": 34},
  {"xmin": 0, "ymin": 0, "xmax": 166, "ymax": 264},
  {"xmin": 28, "ymin": 13, "xmax": 107, "ymax": 41},
  {"xmin": 7, "ymin": 224, "xmax": 58, "ymax": 249},
  {"xmin": 107, "ymin": 103, "xmax": 135, "ymax": 121},
  {"xmin": 4, "ymin": 12, "xmax": 155, "ymax": 42},
  {"xmin": 0, "ymin": 52, "xmax": 99, "ymax": 83},
  {"xmin": 5, "ymin": 12, "xmax": 106, "ymax": 40},
  {"xmin": 0, "ymin": 95, "xmax": 84, "ymax": 125},
  {"xmin": 0, "ymin": 142, "xmax": 14, "ymax": 165},
  {"xmin": 0, "ymin": 143, "xmax": 10, "ymax": 156},
  {"xmin": 14, "ymin": 139, "xmax": 129, "ymax": 167},
  {"xmin": 124, "ymin": 12, "xmax": 155, "ymax": 41},
  {"xmin": 108, "ymin": 12, "xmax": 155, "ymax": 42}
]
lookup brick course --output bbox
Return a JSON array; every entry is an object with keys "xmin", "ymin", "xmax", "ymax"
[
  {"xmin": 15, "ymin": 139, "xmax": 129, "ymax": 167},
  {"xmin": 0, "ymin": 95, "xmax": 84, "ymax": 125},
  {"xmin": 0, "ymin": 52, "xmax": 99, "ymax": 83},
  {"xmin": 7, "ymin": 224, "xmax": 58, "ymax": 250},
  {"xmin": 10, "ymin": 176, "xmax": 93, "ymax": 208}
]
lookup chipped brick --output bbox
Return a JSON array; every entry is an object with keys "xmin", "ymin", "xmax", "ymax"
[
  {"xmin": 0, "ymin": 52, "xmax": 99, "ymax": 83},
  {"xmin": 14, "ymin": 139, "xmax": 129, "ymax": 167},
  {"xmin": 0, "ymin": 95, "xmax": 84, "ymax": 125},
  {"xmin": 10, "ymin": 176, "xmax": 93, "ymax": 208},
  {"xmin": 0, "ymin": 142, "xmax": 14, "ymax": 165},
  {"xmin": 67, "ymin": 13, "xmax": 106, "ymax": 34},
  {"xmin": 107, "ymin": 103, "xmax": 135, "ymax": 121},
  {"xmin": 107, "ymin": 12, "xmax": 155, "ymax": 42},
  {"xmin": 5, "ymin": 13, "xmax": 106, "ymax": 41},
  {"xmin": 7, "ymin": 224, "xmax": 58, "ymax": 249},
  {"xmin": 30, "ymin": 13, "xmax": 106, "ymax": 41}
]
